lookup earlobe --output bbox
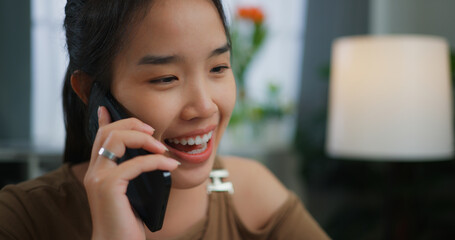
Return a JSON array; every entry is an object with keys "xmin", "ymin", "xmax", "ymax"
[{"xmin": 70, "ymin": 70, "xmax": 93, "ymax": 104}]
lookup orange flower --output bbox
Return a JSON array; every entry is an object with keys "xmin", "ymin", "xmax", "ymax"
[{"xmin": 237, "ymin": 7, "xmax": 265, "ymax": 24}]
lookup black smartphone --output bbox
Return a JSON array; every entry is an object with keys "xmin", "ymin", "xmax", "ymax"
[{"xmin": 88, "ymin": 81, "xmax": 171, "ymax": 232}]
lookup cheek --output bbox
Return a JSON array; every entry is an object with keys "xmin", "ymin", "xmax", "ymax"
[
  {"xmin": 214, "ymin": 78, "xmax": 236, "ymax": 122},
  {"xmin": 120, "ymin": 91, "xmax": 178, "ymax": 139},
  {"xmin": 142, "ymin": 100, "xmax": 175, "ymax": 130}
]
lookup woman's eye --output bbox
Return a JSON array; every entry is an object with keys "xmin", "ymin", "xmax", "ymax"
[
  {"xmin": 149, "ymin": 76, "xmax": 178, "ymax": 84},
  {"xmin": 210, "ymin": 65, "xmax": 230, "ymax": 74}
]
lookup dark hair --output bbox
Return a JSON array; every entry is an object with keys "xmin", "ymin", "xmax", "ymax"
[{"xmin": 62, "ymin": 0, "xmax": 231, "ymax": 164}]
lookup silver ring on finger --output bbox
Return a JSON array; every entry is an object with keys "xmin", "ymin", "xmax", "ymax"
[{"xmin": 98, "ymin": 147, "xmax": 118, "ymax": 161}]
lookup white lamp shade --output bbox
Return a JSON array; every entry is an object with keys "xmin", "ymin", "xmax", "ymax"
[{"xmin": 326, "ymin": 35, "xmax": 454, "ymax": 161}]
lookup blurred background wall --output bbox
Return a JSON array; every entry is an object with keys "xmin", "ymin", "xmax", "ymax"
[
  {"xmin": 1, "ymin": 0, "xmax": 455, "ymax": 239},
  {"xmin": 0, "ymin": 1, "xmax": 31, "ymax": 142},
  {"xmin": 297, "ymin": 0, "xmax": 455, "ymax": 239},
  {"xmin": 370, "ymin": 0, "xmax": 455, "ymax": 46},
  {"xmin": 0, "ymin": 0, "xmax": 32, "ymax": 186}
]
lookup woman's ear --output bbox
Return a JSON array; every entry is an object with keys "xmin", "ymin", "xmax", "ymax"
[{"xmin": 70, "ymin": 70, "xmax": 93, "ymax": 104}]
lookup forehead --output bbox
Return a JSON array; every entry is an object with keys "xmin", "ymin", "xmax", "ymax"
[{"xmin": 120, "ymin": 0, "xmax": 227, "ymax": 62}]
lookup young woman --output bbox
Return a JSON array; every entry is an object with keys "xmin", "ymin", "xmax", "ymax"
[{"xmin": 0, "ymin": 0, "xmax": 330, "ymax": 239}]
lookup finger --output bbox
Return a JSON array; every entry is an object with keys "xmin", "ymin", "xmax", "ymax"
[
  {"xmin": 88, "ymin": 106, "xmax": 114, "ymax": 169},
  {"xmin": 97, "ymin": 115, "xmax": 155, "ymax": 138},
  {"xmin": 98, "ymin": 106, "xmax": 112, "ymax": 127},
  {"xmin": 112, "ymin": 155, "xmax": 180, "ymax": 181},
  {"xmin": 91, "ymin": 117, "xmax": 156, "ymax": 162},
  {"xmin": 95, "ymin": 130, "xmax": 168, "ymax": 165},
  {"xmin": 98, "ymin": 107, "xmax": 155, "ymax": 135},
  {"xmin": 105, "ymin": 130, "xmax": 167, "ymax": 155}
]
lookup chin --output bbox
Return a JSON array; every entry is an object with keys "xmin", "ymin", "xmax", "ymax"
[
  {"xmin": 165, "ymin": 127, "xmax": 226, "ymax": 189},
  {"xmin": 169, "ymin": 151, "xmax": 217, "ymax": 189}
]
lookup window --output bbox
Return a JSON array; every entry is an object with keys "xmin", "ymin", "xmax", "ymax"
[
  {"xmin": 31, "ymin": 0, "xmax": 67, "ymax": 150},
  {"xmin": 225, "ymin": 0, "xmax": 307, "ymax": 106}
]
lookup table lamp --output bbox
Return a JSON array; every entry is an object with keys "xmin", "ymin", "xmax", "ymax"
[{"xmin": 326, "ymin": 35, "xmax": 454, "ymax": 161}]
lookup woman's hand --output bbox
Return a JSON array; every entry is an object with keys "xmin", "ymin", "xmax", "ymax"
[{"xmin": 84, "ymin": 106, "xmax": 179, "ymax": 240}]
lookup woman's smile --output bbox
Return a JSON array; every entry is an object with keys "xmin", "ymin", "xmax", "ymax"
[{"xmin": 164, "ymin": 126, "xmax": 217, "ymax": 164}]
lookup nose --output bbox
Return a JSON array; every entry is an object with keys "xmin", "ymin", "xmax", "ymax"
[{"xmin": 180, "ymin": 80, "xmax": 218, "ymax": 121}]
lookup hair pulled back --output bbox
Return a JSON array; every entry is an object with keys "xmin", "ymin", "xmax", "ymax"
[{"xmin": 62, "ymin": 0, "xmax": 231, "ymax": 164}]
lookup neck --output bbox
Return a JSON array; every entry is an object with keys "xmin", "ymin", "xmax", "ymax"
[{"xmin": 149, "ymin": 183, "xmax": 208, "ymax": 238}]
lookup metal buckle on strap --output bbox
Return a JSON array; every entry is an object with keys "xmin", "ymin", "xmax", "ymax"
[{"xmin": 207, "ymin": 169, "xmax": 234, "ymax": 194}]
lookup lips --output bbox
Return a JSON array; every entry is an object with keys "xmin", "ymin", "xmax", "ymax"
[{"xmin": 164, "ymin": 129, "xmax": 215, "ymax": 164}]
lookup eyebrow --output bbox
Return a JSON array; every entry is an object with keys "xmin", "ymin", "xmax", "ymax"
[
  {"xmin": 137, "ymin": 43, "xmax": 230, "ymax": 66},
  {"xmin": 208, "ymin": 43, "xmax": 231, "ymax": 59},
  {"xmin": 137, "ymin": 55, "xmax": 179, "ymax": 65}
]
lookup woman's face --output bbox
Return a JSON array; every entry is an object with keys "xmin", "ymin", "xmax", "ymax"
[{"xmin": 111, "ymin": 0, "xmax": 236, "ymax": 189}]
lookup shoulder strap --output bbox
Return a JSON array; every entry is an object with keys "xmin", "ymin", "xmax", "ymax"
[{"xmin": 212, "ymin": 155, "xmax": 224, "ymax": 169}]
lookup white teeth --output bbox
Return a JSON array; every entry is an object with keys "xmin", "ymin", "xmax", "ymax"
[
  {"xmin": 195, "ymin": 136, "xmax": 202, "ymax": 145},
  {"xmin": 187, "ymin": 143, "xmax": 208, "ymax": 154},
  {"xmin": 167, "ymin": 131, "xmax": 213, "ymax": 146}
]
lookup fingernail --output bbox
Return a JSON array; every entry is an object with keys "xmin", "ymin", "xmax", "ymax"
[
  {"xmin": 97, "ymin": 106, "xmax": 101, "ymax": 118},
  {"xmin": 144, "ymin": 124, "xmax": 155, "ymax": 133},
  {"xmin": 156, "ymin": 140, "xmax": 169, "ymax": 152},
  {"xmin": 167, "ymin": 158, "xmax": 181, "ymax": 166}
]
